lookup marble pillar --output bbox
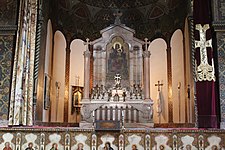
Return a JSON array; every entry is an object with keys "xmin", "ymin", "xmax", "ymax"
[
  {"xmin": 83, "ymin": 48, "xmax": 91, "ymax": 101},
  {"xmin": 143, "ymin": 51, "xmax": 151, "ymax": 100}
]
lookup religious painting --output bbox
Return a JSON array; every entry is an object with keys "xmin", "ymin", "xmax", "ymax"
[
  {"xmin": 71, "ymin": 86, "xmax": 83, "ymax": 114},
  {"xmin": 106, "ymin": 36, "xmax": 129, "ymax": 88}
]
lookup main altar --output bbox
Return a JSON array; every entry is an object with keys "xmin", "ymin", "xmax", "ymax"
[{"xmin": 80, "ymin": 18, "xmax": 153, "ymax": 128}]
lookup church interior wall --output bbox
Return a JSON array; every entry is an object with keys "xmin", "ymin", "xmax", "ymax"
[
  {"xmin": 68, "ymin": 39, "xmax": 85, "ymax": 122},
  {"xmin": 0, "ymin": 0, "xmax": 18, "ymax": 124},
  {"xmin": 149, "ymin": 38, "xmax": 168, "ymax": 123},
  {"xmin": 50, "ymin": 31, "xmax": 66, "ymax": 122},
  {"xmin": 171, "ymin": 29, "xmax": 186, "ymax": 123}
]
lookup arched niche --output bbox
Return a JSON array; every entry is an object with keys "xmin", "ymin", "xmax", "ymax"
[
  {"xmin": 149, "ymin": 38, "xmax": 168, "ymax": 123},
  {"xmin": 171, "ymin": 29, "xmax": 185, "ymax": 123},
  {"xmin": 51, "ymin": 30, "xmax": 66, "ymax": 122},
  {"xmin": 69, "ymin": 39, "xmax": 85, "ymax": 122}
]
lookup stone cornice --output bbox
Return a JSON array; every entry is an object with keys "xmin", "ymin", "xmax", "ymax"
[
  {"xmin": 0, "ymin": 25, "xmax": 17, "ymax": 35},
  {"xmin": 212, "ymin": 22, "xmax": 225, "ymax": 31}
]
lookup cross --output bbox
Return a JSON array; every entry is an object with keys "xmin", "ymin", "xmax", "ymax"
[
  {"xmin": 84, "ymin": 38, "xmax": 90, "ymax": 51},
  {"xmin": 113, "ymin": 10, "xmax": 122, "ymax": 25},
  {"xmin": 195, "ymin": 24, "xmax": 212, "ymax": 65},
  {"xmin": 144, "ymin": 38, "xmax": 151, "ymax": 51},
  {"xmin": 155, "ymin": 81, "xmax": 163, "ymax": 91},
  {"xmin": 114, "ymin": 74, "xmax": 121, "ymax": 85}
]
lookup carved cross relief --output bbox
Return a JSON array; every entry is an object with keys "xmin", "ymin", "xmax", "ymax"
[{"xmin": 194, "ymin": 24, "xmax": 216, "ymax": 82}]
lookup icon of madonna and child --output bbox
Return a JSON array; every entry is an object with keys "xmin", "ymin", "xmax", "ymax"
[{"xmin": 107, "ymin": 42, "xmax": 129, "ymax": 80}]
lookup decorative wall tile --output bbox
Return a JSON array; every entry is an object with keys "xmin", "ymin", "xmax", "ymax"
[
  {"xmin": 0, "ymin": 129, "xmax": 223, "ymax": 150},
  {"xmin": 0, "ymin": 35, "xmax": 13, "ymax": 121},
  {"xmin": 152, "ymin": 134, "xmax": 172, "ymax": 150},
  {"xmin": 72, "ymin": 133, "xmax": 90, "ymax": 150},
  {"xmin": 46, "ymin": 133, "xmax": 63, "ymax": 150},
  {"xmin": 0, "ymin": 133, "xmax": 14, "ymax": 150},
  {"xmin": 22, "ymin": 133, "xmax": 39, "ymax": 150},
  {"xmin": 205, "ymin": 135, "xmax": 223, "ymax": 150},
  {"xmin": 217, "ymin": 32, "xmax": 225, "ymax": 125},
  {"xmin": 180, "ymin": 135, "xmax": 197, "ymax": 150},
  {"xmin": 125, "ymin": 134, "xmax": 144, "ymax": 150},
  {"xmin": 98, "ymin": 134, "xmax": 117, "ymax": 150}
]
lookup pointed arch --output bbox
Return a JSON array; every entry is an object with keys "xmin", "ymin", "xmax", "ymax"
[
  {"xmin": 171, "ymin": 29, "xmax": 185, "ymax": 123},
  {"xmin": 68, "ymin": 39, "xmax": 85, "ymax": 122}
]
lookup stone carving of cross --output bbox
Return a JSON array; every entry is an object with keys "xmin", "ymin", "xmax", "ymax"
[
  {"xmin": 114, "ymin": 10, "xmax": 122, "ymax": 25},
  {"xmin": 114, "ymin": 74, "xmax": 121, "ymax": 86},
  {"xmin": 155, "ymin": 81, "xmax": 163, "ymax": 92},
  {"xmin": 144, "ymin": 38, "xmax": 151, "ymax": 51}
]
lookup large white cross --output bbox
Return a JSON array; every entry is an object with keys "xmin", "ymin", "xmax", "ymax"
[
  {"xmin": 195, "ymin": 24, "xmax": 212, "ymax": 65},
  {"xmin": 194, "ymin": 24, "xmax": 215, "ymax": 82}
]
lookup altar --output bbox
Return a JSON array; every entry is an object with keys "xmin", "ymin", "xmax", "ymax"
[{"xmin": 80, "ymin": 17, "xmax": 153, "ymax": 128}]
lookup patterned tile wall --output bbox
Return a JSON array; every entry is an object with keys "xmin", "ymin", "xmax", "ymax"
[
  {"xmin": 0, "ymin": 128, "xmax": 224, "ymax": 150},
  {"xmin": 0, "ymin": 35, "xmax": 14, "ymax": 120},
  {"xmin": 217, "ymin": 32, "xmax": 225, "ymax": 125}
]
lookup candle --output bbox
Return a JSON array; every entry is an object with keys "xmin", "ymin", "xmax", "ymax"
[{"xmin": 93, "ymin": 111, "xmax": 95, "ymax": 117}]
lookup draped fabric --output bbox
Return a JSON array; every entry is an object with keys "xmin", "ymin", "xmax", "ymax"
[
  {"xmin": 156, "ymin": 91, "xmax": 162, "ymax": 115},
  {"xmin": 193, "ymin": 0, "xmax": 219, "ymax": 128},
  {"xmin": 8, "ymin": 0, "xmax": 37, "ymax": 126}
]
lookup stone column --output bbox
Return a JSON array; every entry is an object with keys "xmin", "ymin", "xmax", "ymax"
[
  {"xmin": 83, "ymin": 39, "xmax": 91, "ymax": 101},
  {"xmin": 166, "ymin": 46, "xmax": 173, "ymax": 123},
  {"xmin": 143, "ymin": 50, "xmax": 151, "ymax": 100}
]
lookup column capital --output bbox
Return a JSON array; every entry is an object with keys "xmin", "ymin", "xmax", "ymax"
[
  {"xmin": 84, "ymin": 50, "xmax": 91, "ymax": 58},
  {"xmin": 143, "ymin": 51, "xmax": 151, "ymax": 58}
]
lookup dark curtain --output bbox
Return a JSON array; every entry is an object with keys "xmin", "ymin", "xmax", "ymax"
[{"xmin": 193, "ymin": 0, "xmax": 219, "ymax": 128}]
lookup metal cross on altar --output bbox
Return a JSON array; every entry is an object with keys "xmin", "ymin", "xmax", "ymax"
[
  {"xmin": 114, "ymin": 74, "xmax": 121, "ymax": 86},
  {"xmin": 155, "ymin": 81, "xmax": 163, "ymax": 91}
]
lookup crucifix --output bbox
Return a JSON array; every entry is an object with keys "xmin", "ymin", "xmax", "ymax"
[
  {"xmin": 114, "ymin": 74, "xmax": 121, "ymax": 87},
  {"xmin": 155, "ymin": 81, "xmax": 163, "ymax": 91}
]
